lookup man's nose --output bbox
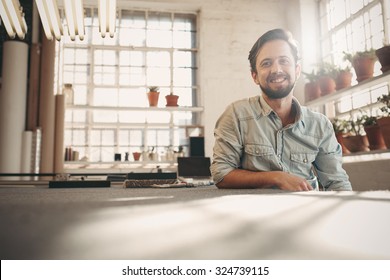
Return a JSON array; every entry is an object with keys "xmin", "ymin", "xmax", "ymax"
[{"xmin": 271, "ymin": 62, "xmax": 283, "ymax": 73}]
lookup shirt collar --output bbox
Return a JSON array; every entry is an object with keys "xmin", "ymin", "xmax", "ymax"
[{"xmin": 258, "ymin": 94, "xmax": 305, "ymax": 126}]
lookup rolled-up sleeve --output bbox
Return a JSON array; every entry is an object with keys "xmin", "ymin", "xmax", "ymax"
[
  {"xmin": 313, "ymin": 118, "xmax": 352, "ymax": 191},
  {"xmin": 210, "ymin": 104, "xmax": 243, "ymax": 184}
]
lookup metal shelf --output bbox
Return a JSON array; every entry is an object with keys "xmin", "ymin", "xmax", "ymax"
[
  {"xmin": 305, "ymin": 71, "xmax": 390, "ymax": 108},
  {"xmin": 68, "ymin": 105, "xmax": 204, "ymax": 112}
]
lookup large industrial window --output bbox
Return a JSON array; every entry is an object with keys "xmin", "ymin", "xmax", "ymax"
[
  {"xmin": 318, "ymin": 0, "xmax": 390, "ymax": 116},
  {"xmin": 319, "ymin": 0, "xmax": 389, "ymax": 72},
  {"xmin": 56, "ymin": 8, "xmax": 198, "ymax": 163}
]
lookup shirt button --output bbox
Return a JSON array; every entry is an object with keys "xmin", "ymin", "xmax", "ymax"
[
  {"xmin": 303, "ymin": 158, "xmax": 308, "ymax": 163},
  {"xmin": 256, "ymin": 150, "xmax": 259, "ymax": 154}
]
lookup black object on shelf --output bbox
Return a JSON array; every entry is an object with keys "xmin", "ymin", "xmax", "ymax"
[{"xmin": 49, "ymin": 180, "xmax": 111, "ymax": 188}]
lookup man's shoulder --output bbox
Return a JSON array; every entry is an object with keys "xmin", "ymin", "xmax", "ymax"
[
  {"xmin": 230, "ymin": 95, "xmax": 259, "ymax": 106},
  {"xmin": 300, "ymin": 106, "xmax": 332, "ymax": 129},
  {"xmin": 229, "ymin": 96, "xmax": 262, "ymax": 118},
  {"xmin": 301, "ymin": 106, "xmax": 328, "ymax": 121}
]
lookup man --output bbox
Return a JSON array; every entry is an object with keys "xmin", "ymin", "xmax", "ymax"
[{"xmin": 210, "ymin": 29, "xmax": 352, "ymax": 191}]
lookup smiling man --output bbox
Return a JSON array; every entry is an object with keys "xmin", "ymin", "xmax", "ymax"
[{"xmin": 210, "ymin": 29, "xmax": 352, "ymax": 191}]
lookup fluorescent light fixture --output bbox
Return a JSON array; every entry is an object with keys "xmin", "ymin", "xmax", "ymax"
[
  {"xmin": 99, "ymin": 0, "xmax": 116, "ymax": 38},
  {"xmin": 64, "ymin": 0, "xmax": 84, "ymax": 41},
  {"xmin": 108, "ymin": 0, "xmax": 116, "ymax": 37},
  {"xmin": 0, "ymin": 0, "xmax": 28, "ymax": 39},
  {"xmin": 35, "ymin": 0, "xmax": 63, "ymax": 41},
  {"xmin": 74, "ymin": 0, "xmax": 84, "ymax": 40}
]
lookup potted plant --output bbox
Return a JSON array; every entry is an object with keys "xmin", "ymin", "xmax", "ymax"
[
  {"xmin": 165, "ymin": 92, "xmax": 179, "ymax": 107},
  {"xmin": 331, "ymin": 118, "xmax": 350, "ymax": 154},
  {"xmin": 377, "ymin": 91, "xmax": 390, "ymax": 148},
  {"xmin": 147, "ymin": 86, "xmax": 160, "ymax": 107},
  {"xmin": 344, "ymin": 49, "xmax": 377, "ymax": 83},
  {"xmin": 342, "ymin": 118, "xmax": 370, "ymax": 152},
  {"xmin": 358, "ymin": 115, "xmax": 387, "ymax": 150},
  {"xmin": 375, "ymin": 44, "xmax": 390, "ymax": 73},
  {"xmin": 317, "ymin": 63, "xmax": 336, "ymax": 96},
  {"xmin": 303, "ymin": 70, "xmax": 321, "ymax": 102},
  {"xmin": 333, "ymin": 66, "xmax": 352, "ymax": 90}
]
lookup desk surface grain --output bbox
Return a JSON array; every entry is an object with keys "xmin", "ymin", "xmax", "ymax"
[{"xmin": 0, "ymin": 185, "xmax": 389, "ymax": 260}]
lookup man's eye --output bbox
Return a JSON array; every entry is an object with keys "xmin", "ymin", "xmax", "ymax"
[
  {"xmin": 261, "ymin": 61, "xmax": 271, "ymax": 67},
  {"xmin": 279, "ymin": 58, "xmax": 290, "ymax": 65}
]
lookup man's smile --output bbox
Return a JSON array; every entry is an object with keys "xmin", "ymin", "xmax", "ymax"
[{"xmin": 269, "ymin": 73, "xmax": 288, "ymax": 84}]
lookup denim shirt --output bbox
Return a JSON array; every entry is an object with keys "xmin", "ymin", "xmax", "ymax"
[{"xmin": 210, "ymin": 95, "xmax": 352, "ymax": 191}]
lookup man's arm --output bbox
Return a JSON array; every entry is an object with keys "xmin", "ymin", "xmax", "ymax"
[
  {"xmin": 216, "ymin": 169, "xmax": 313, "ymax": 191},
  {"xmin": 314, "ymin": 118, "xmax": 352, "ymax": 191}
]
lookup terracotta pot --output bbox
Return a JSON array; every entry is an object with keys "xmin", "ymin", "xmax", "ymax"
[
  {"xmin": 335, "ymin": 71, "xmax": 352, "ymax": 90},
  {"xmin": 352, "ymin": 56, "xmax": 376, "ymax": 83},
  {"xmin": 343, "ymin": 135, "xmax": 370, "ymax": 153},
  {"xmin": 304, "ymin": 82, "xmax": 321, "ymax": 102},
  {"xmin": 335, "ymin": 132, "xmax": 350, "ymax": 155},
  {"xmin": 375, "ymin": 46, "xmax": 390, "ymax": 73},
  {"xmin": 132, "ymin": 152, "xmax": 141, "ymax": 161},
  {"xmin": 147, "ymin": 91, "xmax": 159, "ymax": 107},
  {"xmin": 364, "ymin": 124, "xmax": 387, "ymax": 150},
  {"xmin": 165, "ymin": 94, "xmax": 179, "ymax": 107},
  {"xmin": 377, "ymin": 116, "xmax": 390, "ymax": 148},
  {"xmin": 317, "ymin": 75, "xmax": 336, "ymax": 96}
]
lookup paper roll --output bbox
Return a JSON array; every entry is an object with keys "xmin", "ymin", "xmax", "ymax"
[
  {"xmin": 54, "ymin": 94, "xmax": 65, "ymax": 173},
  {"xmin": 0, "ymin": 41, "xmax": 29, "ymax": 174},
  {"xmin": 39, "ymin": 38, "xmax": 56, "ymax": 174},
  {"xmin": 21, "ymin": 131, "xmax": 33, "ymax": 180},
  {"xmin": 21, "ymin": 131, "xmax": 33, "ymax": 173}
]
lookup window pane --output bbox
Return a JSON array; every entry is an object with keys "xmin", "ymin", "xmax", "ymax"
[{"xmin": 93, "ymin": 88, "xmax": 118, "ymax": 106}]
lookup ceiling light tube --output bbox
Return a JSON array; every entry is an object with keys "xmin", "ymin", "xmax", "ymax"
[
  {"xmin": 34, "ymin": 0, "xmax": 53, "ymax": 40},
  {"xmin": 45, "ymin": 0, "xmax": 63, "ymax": 40},
  {"xmin": 0, "ymin": 0, "xmax": 16, "ymax": 38},
  {"xmin": 74, "ymin": 0, "xmax": 84, "ymax": 40},
  {"xmin": 63, "ymin": 0, "xmax": 76, "ymax": 40},
  {"xmin": 20, "ymin": 6, "xmax": 27, "ymax": 33},
  {"xmin": 108, "ymin": 0, "xmax": 116, "ymax": 38},
  {"xmin": 4, "ymin": 0, "xmax": 25, "ymax": 39},
  {"xmin": 98, "ymin": 0, "xmax": 107, "ymax": 38}
]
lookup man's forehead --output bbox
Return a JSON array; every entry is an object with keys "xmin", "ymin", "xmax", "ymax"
[{"xmin": 256, "ymin": 40, "xmax": 294, "ymax": 59}]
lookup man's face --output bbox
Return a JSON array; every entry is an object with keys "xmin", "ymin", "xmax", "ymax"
[{"xmin": 252, "ymin": 39, "xmax": 300, "ymax": 99}]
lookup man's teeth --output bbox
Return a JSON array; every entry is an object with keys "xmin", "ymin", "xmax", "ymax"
[{"xmin": 271, "ymin": 77, "xmax": 285, "ymax": 83}]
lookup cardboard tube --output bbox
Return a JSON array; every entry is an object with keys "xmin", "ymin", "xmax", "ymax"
[
  {"xmin": 0, "ymin": 41, "xmax": 29, "ymax": 175},
  {"xmin": 54, "ymin": 94, "xmax": 65, "ymax": 173},
  {"xmin": 39, "ymin": 38, "xmax": 56, "ymax": 175}
]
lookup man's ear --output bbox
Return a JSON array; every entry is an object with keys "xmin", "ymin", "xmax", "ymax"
[
  {"xmin": 251, "ymin": 71, "xmax": 259, "ymax": 84},
  {"xmin": 295, "ymin": 63, "xmax": 301, "ymax": 79}
]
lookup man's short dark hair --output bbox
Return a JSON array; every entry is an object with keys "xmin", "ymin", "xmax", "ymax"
[{"xmin": 248, "ymin": 29, "xmax": 300, "ymax": 73}]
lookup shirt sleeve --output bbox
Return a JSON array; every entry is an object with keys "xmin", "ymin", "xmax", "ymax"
[
  {"xmin": 313, "ymin": 117, "xmax": 353, "ymax": 191},
  {"xmin": 210, "ymin": 104, "xmax": 243, "ymax": 184}
]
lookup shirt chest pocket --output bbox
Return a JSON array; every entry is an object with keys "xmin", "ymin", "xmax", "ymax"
[
  {"xmin": 290, "ymin": 152, "xmax": 317, "ymax": 174},
  {"xmin": 243, "ymin": 144, "xmax": 276, "ymax": 171}
]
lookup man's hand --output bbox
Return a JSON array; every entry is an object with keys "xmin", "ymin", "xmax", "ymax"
[
  {"xmin": 216, "ymin": 169, "xmax": 314, "ymax": 191},
  {"xmin": 272, "ymin": 171, "xmax": 313, "ymax": 191}
]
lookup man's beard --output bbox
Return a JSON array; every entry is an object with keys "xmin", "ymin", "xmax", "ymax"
[{"xmin": 259, "ymin": 72, "xmax": 296, "ymax": 99}]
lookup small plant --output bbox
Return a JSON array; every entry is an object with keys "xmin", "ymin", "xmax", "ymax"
[
  {"xmin": 302, "ymin": 70, "xmax": 319, "ymax": 83},
  {"xmin": 345, "ymin": 118, "xmax": 365, "ymax": 136},
  {"xmin": 148, "ymin": 86, "xmax": 159, "ymax": 92},
  {"xmin": 331, "ymin": 118, "xmax": 349, "ymax": 134},
  {"xmin": 343, "ymin": 49, "xmax": 377, "ymax": 63},
  {"xmin": 333, "ymin": 65, "xmax": 352, "ymax": 75},
  {"xmin": 317, "ymin": 62, "xmax": 339, "ymax": 78},
  {"xmin": 358, "ymin": 115, "xmax": 378, "ymax": 127},
  {"xmin": 378, "ymin": 91, "xmax": 390, "ymax": 116}
]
